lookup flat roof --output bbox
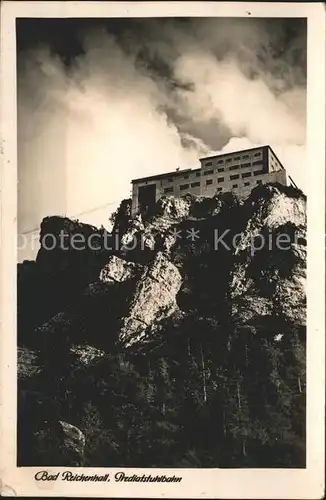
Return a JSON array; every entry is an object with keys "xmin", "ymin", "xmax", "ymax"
[
  {"xmin": 132, "ymin": 168, "xmax": 201, "ymax": 184},
  {"xmin": 199, "ymin": 145, "xmax": 267, "ymax": 162},
  {"xmin": 131, "ymin": 144, "xmax": 284, "ymax": 184},
  {"xmin": 201, "ymin": 144, "xmax": 284, "ymax": 169}
]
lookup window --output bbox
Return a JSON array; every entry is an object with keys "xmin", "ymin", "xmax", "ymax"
[
  {"xmin": 164, "ymin": 187, "xmax": 174, "ymax": 193},
  {"xmin": 217, "ymin": 167, "xmax": 224, "ymax": 173},
  {"xmin": 229, "ymin": 165, "xmax": 238, "ymax": 171},
  {"xmin": 217, "ymin": 159, "xmax": 224, "ymax": 164},
  {"xmin": 204, "ymin": 169, "xmax": 214, "ymax": 175},
  {"xmin": 191, "ymin": 182, "xmax": 200, "ymax": 187},
  {"xmin": 217, "ymin": 177, "xmax": 224, "ymax": 183},
  {"xmin": 257, "ymin": 180, "xmax": 263, "ymax": 185},
  {"xmin": 244, "ymin": 182, "xmax": 250, "ymax": 186},
  {"xmin": 230, "ymin": 174, "xmax": 239, "ymax": 180},
  {"xmin": 253, "ymin": 160, "xmax": 262, "ymax": 166},
  {"xmin": 168, "ymin": 178, "xmax": 173, "ymax": 182},
  {"xmin": 196, "ymin": 172, "xmax": 201, "ymax": 177},
  {"xmin": 206, "ymin": 179, "xmax": 213, "ymax": 185},
  {"xmin": 241, "ymin": 162, "xmax": 251, "ymax": 168},
  {"xmin": 180, "ymin": 184, "xmax": 189, "ymax": 190},
  {"xmin": 254, "ymin": 170, "xmax": 264, "ymax": 176},
  {"xmin": 205, "ymin": 161, "xmax": 212, "ymax": 166},
  {"xmin": 242, "ymin": 154, "xmax": 249, "ymax": 159},
  {"xmin": 232, "ymin": 184, "xmax": 238, "ymax": 189},
  {"xmin": 226, "ymin": 158, "xmax": 232, "ymax": 163},
  {"xmin": 183, "ymin": 175, "xmax": 189, "ymax": 179},
  {"xmin": 216, "ymin": 187, "xmax": 223, "ymax": 192},
  {"xmin": 254, "ymin": 152, "xmax": 261, "ymax": 157},
  {"xmin": 234, "ymin": 156, "xmax": 241, "ymax": 160},
  {"xmin": 242, "ymin": 172, "xmax": 251, "ymax": 178}
]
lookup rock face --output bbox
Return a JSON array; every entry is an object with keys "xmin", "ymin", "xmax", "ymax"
[
  {"xmin": 230, "ymin": 185, "xmax": 306, "ymax": 328},
  {"xmin": 17, "ymin": 182, "xmax": 307, "ymax": 468},
  {"xmin": 19, "ymin": 185, "xmax": 306, "ymax": 351},
  {"xmin": 156, "ymin": 195, "xmax": 192, "ymax": 219},
  {"xmin": 36, "ymin": 216, "xmax": 109, "ymax": 276},
  {"xmin": 119, "ymin": 252, "xmax": 182, "ymax": 347},
  {"xmin": 18, "ymin": 216, "xmax": 110, "ymax": 348},
  {"xmin": 100, "ymin": 255, "xmax": 142, "ymax": 284}
]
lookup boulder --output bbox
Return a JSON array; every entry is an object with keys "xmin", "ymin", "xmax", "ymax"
[
  {"xmin": 70, "ymin": 344, "xmax": 107, "ymax": 367},
  {"xmin": 99, "ymin": 255, "xmax": 142, "ymax": 283},
  {"xmin": 59, "ymin": 421, "xmax": 86, "ymax": 464},
  {"xmin": 156, "ymin": 195, "xmax": 191, "ymax": 219}
]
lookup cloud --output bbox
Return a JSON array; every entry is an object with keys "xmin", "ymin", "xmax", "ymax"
[
  {"xmin": 141, "ymin": 18, "xmax": 306, "ymax": 186},
  {"xmin": 18, "ymin": 32, "xmax": 206, "ymax": 239},
  {"xmin": 168, "ymin": 50, "xmax": 306, "ymax": 186},
  {"xmin": 17, "ymin": 17, "xmax": 306, "ymax": 260}
]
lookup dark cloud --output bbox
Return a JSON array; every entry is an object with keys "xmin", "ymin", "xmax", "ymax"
[
  {"xmin": 17, "ymin": 17, "xmax": 306, "ymax": 81},
  {"xmin": 17, "ymin": 17, "xmax": 307, "ymax": 261}
]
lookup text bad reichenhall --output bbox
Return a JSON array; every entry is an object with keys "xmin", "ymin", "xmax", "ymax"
[{"xmin": 34, "ymin": 470, "xmax": 182, "ymax": 483}]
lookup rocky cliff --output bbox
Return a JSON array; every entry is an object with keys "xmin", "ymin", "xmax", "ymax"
[{"xmin": 18, "ymin": 183, "xmax": 306, "ymax": 468}]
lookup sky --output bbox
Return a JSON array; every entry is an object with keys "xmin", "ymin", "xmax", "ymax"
[{"xmin": 17, "ymin": 17, "xmax": 307, "ymax": 260}]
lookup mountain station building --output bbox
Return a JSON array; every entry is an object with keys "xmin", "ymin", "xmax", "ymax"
[{"xmin": 131, "ymin": 145, "xmax": 291, "ymax": 216}]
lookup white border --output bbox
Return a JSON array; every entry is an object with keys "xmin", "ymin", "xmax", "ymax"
[{"xmin": 0, "ymin": 2, "xmax": 325, "ymax": 498}]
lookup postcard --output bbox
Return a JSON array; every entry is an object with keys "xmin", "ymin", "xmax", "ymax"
[{"xmin": 0, "ymin": 1, "xmax": 325, "ymax": 498}]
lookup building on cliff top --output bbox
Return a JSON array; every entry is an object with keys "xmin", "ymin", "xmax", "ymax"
[{"xmin": 131, "ymin": 145, "xmax": 291, "ymax": 216}]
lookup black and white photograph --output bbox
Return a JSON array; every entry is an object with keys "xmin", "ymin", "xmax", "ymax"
[{"xmin": 0, "ymin": 1, "xmax": 325, "ymax": 498}]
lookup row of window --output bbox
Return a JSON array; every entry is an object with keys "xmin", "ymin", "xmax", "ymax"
[
  {"xmin": 217, "ymin": 169, "xmax": 263, "ymax": 183},
  {"xmin": 167, "ymin": 171, "xmax": 201, "ymax": 182},
  {"xmin": 229, "ymin": 169, "xmax": 263, "ymax": 181},
  {"xmin": 204, "ymin": 151, "xmax": 261, "ymax": 167},
  {"xmin": 180, "ymin": 181, "xmax": 201, "ymax": 190},
  {"xmin": 163, "ymin": 170, "xmax": 264, "ymax": 192},
  {"xmin": 209, "ymin": 180, "xmax": 262, "ymax": 189},
  {"xmin": 203, "ymin": 160, "xmax": 262, "ymax": 174},
  {"xmin": 164, "ymin": 181, "xmax": 200, "ymax": 193},
  {"xmin": 164, "ymin": 179, "xmax": 263, "ymax": 194},
  {"xmin": 218, "ymin": 180, "xmax": 263, "ymax": 190},
  {"xmin": 166, "ymin": 162, "xmax": 263, "ymax": 184}
]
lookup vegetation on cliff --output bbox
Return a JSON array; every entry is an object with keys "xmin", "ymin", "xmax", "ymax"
[{"xmin": 18, "ymin": 183, "xmax": 306, "ymax": 467}]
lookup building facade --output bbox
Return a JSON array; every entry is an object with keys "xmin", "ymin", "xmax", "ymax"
[{"xmin": 131, "ymin": 145, "xmax": 288, "ymax": 216}]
